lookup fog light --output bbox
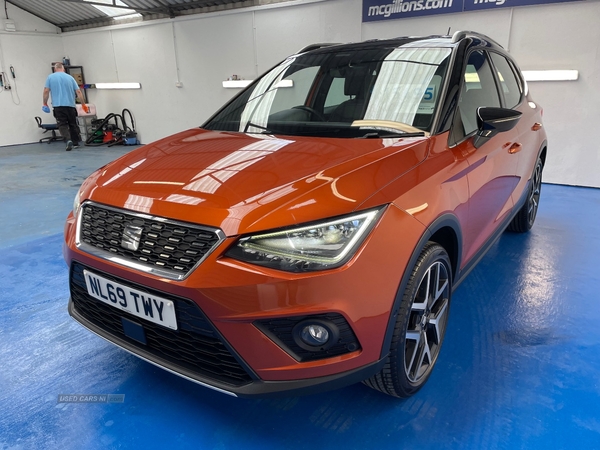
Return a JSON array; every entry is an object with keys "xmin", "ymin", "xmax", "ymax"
[
  {"xmin": 292, "ymin": 319, "xmax": 339, "ymax": 351},
  {"xmin": 256, "ymin": 313, "xmax": 358, "ymax": 361},
  {"xmin": 301, "ymin": 325, "xmax": 329, "ymax": 346}
]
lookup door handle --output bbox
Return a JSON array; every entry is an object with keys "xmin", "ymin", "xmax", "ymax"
[
  {"xmin": 532, "ymin": 122, "xmax": 543, "ymax": 131},
  {"xmin": 508, "ymin": 143, "xmax": 522, "ymax": 154}
]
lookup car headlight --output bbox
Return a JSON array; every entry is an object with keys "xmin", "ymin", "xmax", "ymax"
[
  {"xmin": 73, "ymin": 189, "xmax": 82, "ymax": 217},
  {"xmin": 226, "ymin": 207, "xmax": 386, "ymax": 273}
]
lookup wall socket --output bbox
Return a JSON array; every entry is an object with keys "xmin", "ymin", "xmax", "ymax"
[
  {"xmin": 175, "ymin": 82, "xmax": 183, "ymax": 88},
  {"xmin": 2, "ymin": 19, "xmax": 16, "ymax": 32}
]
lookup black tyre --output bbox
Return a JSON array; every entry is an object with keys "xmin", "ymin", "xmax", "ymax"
[
  {"xmin": 364, "ymin": 242, "xmax": 452, "ymax": 398},
  {"xmin": 508, "ymin": 157, "xmax": 543, "ymax": 233}
]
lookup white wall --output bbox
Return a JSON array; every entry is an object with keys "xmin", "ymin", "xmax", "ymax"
[
  {"xmin": 509, "ymin": 2, "xmax": 600, "ymax": 189},
  {"xmin": 0, "ymin": 0, "xmax": 599, "ymax": 188},
  {"xmin": 254, "ymin": 1, "xmax": 362, "ymax": 72},
  {"xmin": 0, "ymin": 4, "xmax": 61, "ymax": 146}
]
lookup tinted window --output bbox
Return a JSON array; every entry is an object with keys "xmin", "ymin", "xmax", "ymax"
[
  {"xmin": 459, "ymin": 51, "xmax": 501, "ymax": 135},
  {"xmin": 489, "ymin": 53, "xmax": 522, "ymax": 108}
]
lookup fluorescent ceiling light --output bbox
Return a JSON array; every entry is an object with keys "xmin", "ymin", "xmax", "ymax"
[
  {"xmin": 221, "ymin": 80, "xmax": 293, "ymax": 89},
  {"xmin": 274, "ymin": 80, "xmax": 293, "ymax": 88},
  {"xmin": 522, "ymin": 70, "xmax": 579, "ymax": 81},
  {"xmin": 95, "ymin": 82, "xmax": 141, "ymax": 89},
  {"xmin": 113, "ymin": 13, "xmax": 142, "ymax": 21},
  {"xmin": 222, "ymin": 80, "xmax": 253, "ymax": 88}
]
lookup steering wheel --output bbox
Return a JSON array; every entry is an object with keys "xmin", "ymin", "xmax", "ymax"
[{"xmin": 292, "ymin": 105, "xmax": 327, "ymax": 122}]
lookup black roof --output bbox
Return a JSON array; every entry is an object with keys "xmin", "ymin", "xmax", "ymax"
[{"xmin": 298, "ymin": 31, "xmax": 504, "ymax": 57}]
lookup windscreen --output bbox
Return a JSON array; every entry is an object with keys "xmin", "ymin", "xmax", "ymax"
[{"xmin": 204, "ymin": 46, "xmax": 452, "ymax": 138}]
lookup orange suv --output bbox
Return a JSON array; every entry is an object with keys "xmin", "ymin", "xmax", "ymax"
[{"xmin": 64, "ymin": 32, "xmax": 547, "ymax": 398}]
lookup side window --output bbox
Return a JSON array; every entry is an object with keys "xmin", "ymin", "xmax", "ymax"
[
  {"xmin": 459, "ymin": 50, "xmax": 501, "ymax": 136},
  {"xmin": 489, "ymin": 53, "xmax": 522, "ymax": 108},
  {"xmin": 324, "ymin": 78, "xmax": 350, "ymax": 108}
]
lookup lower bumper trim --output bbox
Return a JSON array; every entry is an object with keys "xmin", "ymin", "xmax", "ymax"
[{"xmin": 68, "ymin": 298, "xmax": 385, "ymax": 398}]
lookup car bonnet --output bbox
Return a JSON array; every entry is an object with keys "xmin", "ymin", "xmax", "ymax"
[{"xmin": 82, "ymin": 128, "xmax": 428, "ymax": 235}]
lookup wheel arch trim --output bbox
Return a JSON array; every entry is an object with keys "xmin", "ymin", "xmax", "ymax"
[
  {"xmin": 378, "ymin": 213, "xmax": 462, "ymax": 359},
  {"xmin": 538, "ymin": 140, "xmax": 548, "ymax": 166}
]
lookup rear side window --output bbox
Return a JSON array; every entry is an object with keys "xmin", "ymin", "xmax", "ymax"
[{"xmin": 489, "ymin": 53, "xmax": 522, "ymax": 108}]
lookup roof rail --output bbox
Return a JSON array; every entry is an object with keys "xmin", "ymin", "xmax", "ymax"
[
  {"xmin": 451, "ymin": 30, "xmax": 503, "ymax": 48},
  {"xmin": 296, "ymin": 43, "xmax": 340, "ymax": 53}
]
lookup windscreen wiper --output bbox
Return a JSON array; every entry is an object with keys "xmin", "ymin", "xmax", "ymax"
[
  {"xmin": 360, "ymin": 131, "xmax": 425, "ymax": 138},
  {"xmin": 244, "ymin": 121, "xmax": 273, "ymax": 134}
]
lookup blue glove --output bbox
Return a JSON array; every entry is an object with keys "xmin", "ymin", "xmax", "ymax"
[{"xmin": 42, "ymin": 105, "xmax": 51, "ymax": 113}]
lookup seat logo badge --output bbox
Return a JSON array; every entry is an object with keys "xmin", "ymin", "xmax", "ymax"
[{"xmin": 121, "ymin": 225, "xmax": 143, "ymax": 251}]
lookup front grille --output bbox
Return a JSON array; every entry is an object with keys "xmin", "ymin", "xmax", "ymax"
[
  {"xmin": 77, "ymin": 202, "xmax": 224, "ymax": 280},
  {"xmin": 70, "ymin": 262, "xmax": 253, "ymax": 386},
  {"xmin": 255, "ymin": 313, "xmax": 361, "ymax": 362}
]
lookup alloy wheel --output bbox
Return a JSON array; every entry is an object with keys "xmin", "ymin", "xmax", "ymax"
[
  {"xmin": 404, "ymin": 260, "xmax": 450, "ymax": 384},
  {"xmin": 528, "ymin": 161, "xmax": 542, "ymax": 226}
]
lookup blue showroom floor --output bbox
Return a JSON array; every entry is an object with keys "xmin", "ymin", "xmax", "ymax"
[{"xmin": 1, "ymin": 142, "xmax": 599, "ymax": 449}]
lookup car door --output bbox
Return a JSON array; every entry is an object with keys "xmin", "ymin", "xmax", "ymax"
[
  {"xmin": 488, "ymin": 51, "xmax": 541, "ymax": 205},
  {"xmin": 451, "ymin": 49, "xmax": 521, "ymax": 265}
]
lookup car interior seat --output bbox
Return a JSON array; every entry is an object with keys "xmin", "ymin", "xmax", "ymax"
[
  {"xmin": 35, "ymin": 116, "xmax": 61, "ymax": 144},
  {"xmin": 328, "ymin": 66, "xmax": 371, "ymax": 123}
]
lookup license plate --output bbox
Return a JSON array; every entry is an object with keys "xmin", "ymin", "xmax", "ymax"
[{"xmin": 83, "ymin": 270, "xmax": 178, "ymax": 330}]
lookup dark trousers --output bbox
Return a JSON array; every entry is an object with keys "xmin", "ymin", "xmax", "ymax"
[{"xmin": 53, "ymin": 106, "xmax": 81, "ymax": 143}]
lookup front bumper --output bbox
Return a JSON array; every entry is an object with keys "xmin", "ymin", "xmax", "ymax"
[
  {"xmin": 64, "ymin": 204, "xmax": 425, "ymax": 396},
  {"xmin": 69, "ymin": 293, "xmax": 385, "ymax": 397}
]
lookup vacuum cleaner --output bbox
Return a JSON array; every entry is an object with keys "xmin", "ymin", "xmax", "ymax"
[{"xmin": 85, "ymin": 108, "xmax": 139, "ymax": 147}]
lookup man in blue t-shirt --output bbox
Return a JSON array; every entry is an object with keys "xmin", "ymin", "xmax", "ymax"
[{"xmin": 42, "ymin": 62, "xmax": 89, "ymax": 151}]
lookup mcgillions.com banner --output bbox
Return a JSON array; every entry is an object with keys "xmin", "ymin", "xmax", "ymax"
[{"xmin": 363, "ymin": 0, "xmax": 582, "ymax": 22}]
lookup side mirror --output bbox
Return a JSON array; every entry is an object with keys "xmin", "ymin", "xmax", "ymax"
[{"xmin": 473, "ymin": 107, "xmax": 522, "ymax": 148}]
